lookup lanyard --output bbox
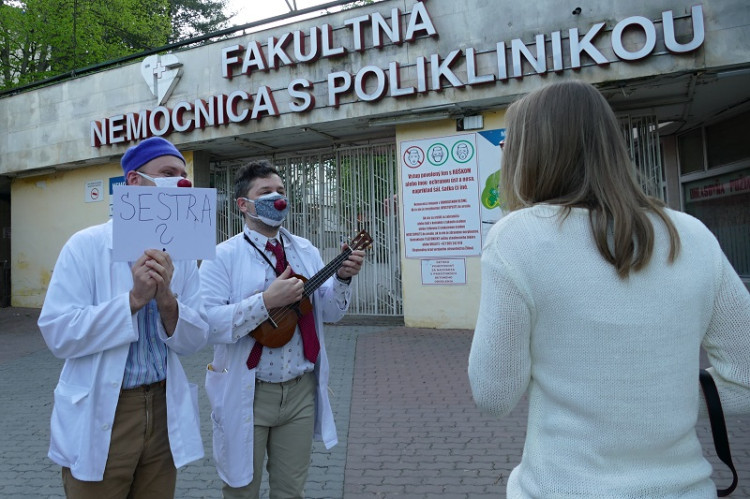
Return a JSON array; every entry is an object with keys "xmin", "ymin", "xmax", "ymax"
[{"xmin": 243, "ymin": 232, "xmax": 285, "ymax": 277}]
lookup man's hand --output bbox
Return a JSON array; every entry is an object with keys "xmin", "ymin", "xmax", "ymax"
[
  {"xmin": 143, "ymin": 249, "xmax": 175, "ymax": 307},
  {"xmin": 337, "ymin": 248, "xmax": 365, "ymax": 281},
  {"xmin": 145, "ymin": 249, "xmax": 178, "ymax": 335},
  {"xmin": 129, "ymin": 252, "xmax": 157, "ymax": 313},
  {"xmin": 262, "ymin": 266, "xmax": 305, "ymax": 309},
  {"xmin": 130, "ymin": 249, "xmax": 178, "ymax": 335}
]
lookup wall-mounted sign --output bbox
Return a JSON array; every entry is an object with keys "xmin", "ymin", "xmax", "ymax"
[
  {"xmin": 109, "ymin": 176, "xmax": 126, "ymax": 194},
  {"xmin": 90, "ymin": 4, "xmax": 705, "ymax": 147},
  {"xmin": 109, "ymin": 176, "xmax": 126, "ymax": 217},
  {"xmin": 85, "ymin": 180, "xmax": 104, "ymax": 203},
  {"xmin": 401, "ymin": 134, "xmax": 482, "ymax": 258},
  {"xmin": 684, "ymin": 170, "xmax": 750, "ymax": 203},
  {"xmin": 141, "ymin": 54, "xmax": 183, "ymax": 105},
  {"xmin": 476, "ymin": 129, "xmax": 506, "ymax": 240},
  {"xmin": 112, "ymin": 185, "xmax": 217, "ymax": 261},
  {"xmin": 421, "ymin": 258, "xmax": 466, "ymax": 285}
]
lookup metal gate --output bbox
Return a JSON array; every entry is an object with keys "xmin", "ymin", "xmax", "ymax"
[
  {"xmin": 213, "ymin": 142, "xmax": 402, "ymax": 317},
  {"xmin": 619, "ymin": 114, "xmax": 666, "ymax": 201}
]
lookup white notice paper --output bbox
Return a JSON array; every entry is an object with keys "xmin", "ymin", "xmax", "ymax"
[
  {"xmin": 421, "ymin": 258, "xmax": 467, "ymax": 285},
  {"xmin": 85, "ymin": 180, "xmax": 104, "ymax": 203},
  {"xmin": 400, "ymin": 135, "xmax": 482, "ymax": 259},
  {"xmin": 112, "ymin": 185, "xmax": 217, "ymax": 261}
]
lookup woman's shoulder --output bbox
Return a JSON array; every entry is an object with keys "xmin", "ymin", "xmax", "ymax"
[
  {"xmin": 661, "ymin": 208, "xmax": 720, "ymax": 247},
  {"xmin": 488, "ymin": 205, "xmax": 580, "ymax": 238},
  {"xmin": 484, "ymin": 207, "xmax": 557, "ymax": 257},
  {"xmin": 663, "ymin": 207, "xmax": 705, "ymax": 228}
]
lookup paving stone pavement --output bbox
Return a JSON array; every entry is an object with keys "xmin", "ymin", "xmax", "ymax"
[{"xmin": 1, "ymin": 307, "xmax": 748, "ymax": 498}]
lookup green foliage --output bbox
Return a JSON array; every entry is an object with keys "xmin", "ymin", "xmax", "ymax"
[
  {"xmin": 342, "ymin": 0, "xmax": 375, "ymax": 8},
  {"xmin": 169, "ymin": 0, "xmax": 231, "ymax": 43},
  {"xmin": 0, "ymin": 0, "xmax": 231, "ymax": 91}
]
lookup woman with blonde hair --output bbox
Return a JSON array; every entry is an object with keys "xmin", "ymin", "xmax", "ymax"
[{"xmin": 468, "ymin": 80, "xmax": 750, "ymax": 497}]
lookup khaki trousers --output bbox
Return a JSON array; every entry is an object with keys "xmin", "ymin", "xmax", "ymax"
[
  {"xmin": 222, "ymin": 371, "xmax": 316, "ymax": 499},
  {"xmin": 62, "ymin": 381, "xmax": 175, "ymax": 499}
]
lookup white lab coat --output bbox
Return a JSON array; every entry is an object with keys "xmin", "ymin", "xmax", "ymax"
[
  {"xmin": 199, "ymin": 227, "xmax": 350, "ymax": 488},
  {"xmin": 38, "ymin": 220, "xmax": 209, "ymax": 481}
]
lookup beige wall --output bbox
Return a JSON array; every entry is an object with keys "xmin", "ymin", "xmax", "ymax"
[
  {"xmin": 11, "ymin": 152, "xmax": 195, "ymax": 307},
  {"xmin": 398, "ymin": 110, "xmax": 506, "ymax": 329}
]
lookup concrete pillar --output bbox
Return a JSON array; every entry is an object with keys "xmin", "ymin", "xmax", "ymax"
[
  {"xmin": 192, "ymin": 150, "xmax": 211, "ymax": 188},
  {"xmin": 660, "ymin": 135, "xmax": 681, "ymax": 210}
]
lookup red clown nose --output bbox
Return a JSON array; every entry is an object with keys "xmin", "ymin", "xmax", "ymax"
[
  {"xmin": 274, "ymin": 198, "xmax": 287, "ymax": 210},
  {"xmin": 177, "ymin": 178, "xmax": 192, "ymax": 188}
]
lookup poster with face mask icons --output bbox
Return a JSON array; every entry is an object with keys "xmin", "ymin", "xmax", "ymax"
[
  {"xmin": 112, "ymin": 185, "xmax": 217, "ymax": 261},
  {"xmin": 400, "ymin": 134, "xmax": 482, "ymax": 259}
]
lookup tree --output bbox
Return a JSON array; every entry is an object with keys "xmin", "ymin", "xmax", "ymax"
[
  {"xmin": 0, "ymin": 0, "xmax": 231, "ymax": 91},
  {"xmin": 342, "ymin": 0, "xmax": 374, "ymax": 9},
  {"xmin": 169, "ymin": 0, "xmax": 231, "ymax": 43}
]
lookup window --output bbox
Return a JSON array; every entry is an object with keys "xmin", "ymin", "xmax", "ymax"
[
  {"xmin": 683, "ymin": 169, "xmax": 750, "ymax": 278},
  {"xmin": 706, "ymin": 110, "xmax": 750, "ymax": 168},
  {"xmin": 678, "ymin": 111, "xmax": 750, "ymax": 280},
  {"xmin": 619, "ymin": 115, "xmax": 664, "ymax": 200},
  {"xmin": 677, "ymin": 129, "xmax": 704, "ymax": 175}
]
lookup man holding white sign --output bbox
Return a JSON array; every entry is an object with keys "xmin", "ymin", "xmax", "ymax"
[{"xmin": 38, "ymin": 137, "xmax": 209, "ymax": 498}]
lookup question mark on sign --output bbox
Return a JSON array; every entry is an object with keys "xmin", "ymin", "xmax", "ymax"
[{"xmin": 156, "ymin": 224, "xmax": 174, "ymax": 245}]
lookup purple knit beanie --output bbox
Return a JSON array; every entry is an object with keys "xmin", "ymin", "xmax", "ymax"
[{"xmin": 121, "ymin": 137, "xmax": 185, "ymax": 176}]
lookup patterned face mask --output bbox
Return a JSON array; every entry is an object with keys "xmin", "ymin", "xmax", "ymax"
[{"xmin": 243, "ymin": 193, "xmax": 289, "ymax": 227}]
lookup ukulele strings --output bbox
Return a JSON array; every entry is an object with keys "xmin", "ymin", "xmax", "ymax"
[
  {"xmin": 267, "ymin": 247, "xmax": 355, "ymax": 324},
  {"xmin": 244, "ymin": 231, "xmax": 370, "ymax": 326}
]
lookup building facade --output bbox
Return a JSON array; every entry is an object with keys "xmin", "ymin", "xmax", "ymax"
[{"xmin": 1, "ymin": 0, "xmax": 748, "ymax": 328}]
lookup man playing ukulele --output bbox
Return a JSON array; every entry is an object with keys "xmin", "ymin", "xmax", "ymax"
[{"xmin": 199, "ymin": 160, "xmax": 365, "ymax": 499}]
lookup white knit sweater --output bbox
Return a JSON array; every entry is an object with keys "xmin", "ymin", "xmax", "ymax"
[{"xmin": 468, "ymin": 204, "xmax": 750, "ymax": 498}]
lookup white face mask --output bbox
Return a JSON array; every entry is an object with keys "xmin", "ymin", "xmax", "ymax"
[{"xmin": 137, "ymin": 171, "xmax": 184, "ymax": 188}]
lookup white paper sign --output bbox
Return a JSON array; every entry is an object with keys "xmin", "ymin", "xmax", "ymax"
[
  {"xmin": 112, "ymin": 185, "xmax": 217, "ymax": 261},
  {"xmin": 85, "ymin": 180, "xmax": 104, "ymax": 203},
  {"xmin": 421, "ymin": 258, "xmax": 467, "ymax": 285},
  {"xmin": 401, "ymin": 134, "xmax": 483, "ymax": 258}
]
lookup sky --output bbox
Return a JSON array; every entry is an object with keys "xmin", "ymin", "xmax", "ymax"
[{"xmin": 225, "ymin": 0, "xmax": 334, "ymax": 27}]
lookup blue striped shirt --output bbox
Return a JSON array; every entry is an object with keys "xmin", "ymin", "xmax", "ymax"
[{"xmin": 122, "ymin": 298, "xmax": 168, "ymax": 389}]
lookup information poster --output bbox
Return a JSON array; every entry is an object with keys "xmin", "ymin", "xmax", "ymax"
[
  {"xmin": 421, "ymin": 258, "xmax": 467, "ymax": 285},
  {"xmin": 476, "ymin": 129, "xmax": 506, "ymax": 240},
  {"xmin": 112, "ymin": 185, "xmax": 217, "ymax": 261},
  {"xmin": 109, "ymin": 176, "xmax": 126, "ymax": 217},
  {"xmin": 401, "ymin": 134, "xmax": 482, "ymax": 258}
]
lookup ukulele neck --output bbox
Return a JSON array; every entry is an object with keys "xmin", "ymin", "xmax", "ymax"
[{"xmin": 303, "ymin": 247, "xmax": 353, "ymax": 296}]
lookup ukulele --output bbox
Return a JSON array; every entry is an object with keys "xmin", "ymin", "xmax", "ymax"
[{"xmin": 251, "ymin": 230, "xmax": 373, "ymax": 348}]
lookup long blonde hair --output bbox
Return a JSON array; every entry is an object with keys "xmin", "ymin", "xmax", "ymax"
[{"xmin": 501, "ymin": 80, "xmax": 680, "ymax": 278}]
